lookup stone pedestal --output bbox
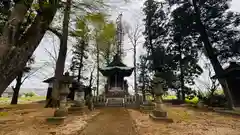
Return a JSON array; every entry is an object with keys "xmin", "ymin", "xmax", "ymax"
[
  {"xmin": 54, "ymin": 93, "xmax": 69, "ymax": 117},
  {"xmin": 68, "ymin": 90, "xmax": 86, "ymax": 112},
  {"xmin": 196, "ymin": 100, "xmax": 204, "ymax": 108},
  {"xmin": 86, "ymin": 95, "xmax": 94, "ymax": 111},
  {"xmin": 140, "ymin": 101, "xmax": 155, "ymax": 113},
  {"xmin": 149, "ymin": 101, "xmax": 173, "ymax": 123}
]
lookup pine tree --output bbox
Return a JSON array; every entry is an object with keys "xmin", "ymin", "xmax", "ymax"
[
  {"xmin": 70, "ymin": 18, "xmax": 90, "ymax": 82},
  {"xmin": 142, "ymin": 0, "xmax": 162, "ymax": 70},
  {"xmin": 169, "ymin": 0, "xmax": 240, "ymax": 108},
  {"xmin": 137, "ymin": 55, "xmax": 151, "ymax": 101},
  {"xmin": 167, "ymin": 9, "xmax": 203, "ymax": 100}
]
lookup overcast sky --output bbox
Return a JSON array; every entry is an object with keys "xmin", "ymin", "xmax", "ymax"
[{"xmin": 15, "ymin": 0, "xmax": 240, "ymax": 94}]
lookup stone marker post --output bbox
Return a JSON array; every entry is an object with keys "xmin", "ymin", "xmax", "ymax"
[{"xmin": 68, "ymin": 82, "xmax": 86, "ymax": 112}]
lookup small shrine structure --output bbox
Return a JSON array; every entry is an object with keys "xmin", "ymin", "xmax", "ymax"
[
  {"xmin": 212, "ymin": 61, "xmax": 240, "ymax": 107},
  {"xmin": 99, "ymin": 14, "xmax": 133, "ymax": 97},
  {"xmin": 43, "ymin": 75, "xmax": 91, "ymax": 101},
  {"xmin": 43, "ymin": 74, "xmax": 80, "ymax": 100}
]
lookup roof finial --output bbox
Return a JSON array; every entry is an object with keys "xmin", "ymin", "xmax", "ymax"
[{"xmin": 116, "ymin": 13, "xmax": 124, "ymax": 59}]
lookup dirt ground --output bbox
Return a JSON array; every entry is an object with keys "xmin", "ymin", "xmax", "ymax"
[
  {"xmin": 1, "ymin": 102, "xmax": 240, "ymax": 135},
  {"xmin": 0, "ymin": 102, "xmax": 100, "ymax": 135},
  {"xmin": 129, "ymin": 105, "xmax": 240, "ymax": 135},
  {"xmin": 79, "ymin": 108, "xmax": 138, "ymax": 135}
]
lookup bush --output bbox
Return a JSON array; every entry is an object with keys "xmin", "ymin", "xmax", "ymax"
[
  {"xmin": 185, "ymin": 96, "xmax": 199, "ymax": 104},
  {"xmin": 206, "ymin": 94, "xmax": 227, "ymax": 107},
  {"xmin": 195, "ymin": 90, "xmax": 227, "ymax": 107},
  {"xmin": 23, "ymin": 92, "xmax": 36, "ymax": 97}
]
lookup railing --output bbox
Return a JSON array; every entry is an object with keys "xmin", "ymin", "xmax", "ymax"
[
  {"xmin": 124, "ymin": 95, "xmax": 143, "ymax": 107},
  {"xmin": 93, "ymin": 96, "xmax": 106, "ymax": 106},
  {"xmin": 92, "ymin": 95, "xmax": 143, "ymax": 107}
]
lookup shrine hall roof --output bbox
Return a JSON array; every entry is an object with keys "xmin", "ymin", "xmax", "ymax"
[
  {"xmin": 43, "ymin": 75, "xmax": 77, "ymax": 83},
  {"xmin": 99, "ymin": 54, "xmax": 134, "ymax": 76},
  {"xmin": 106, "ymin": 54, "xmax": 128, "ymax": 67}
]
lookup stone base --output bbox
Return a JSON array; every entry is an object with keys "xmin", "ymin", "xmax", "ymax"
[
  {"xmin": 140, "ymin": 105, "xmax": 155, "ymax": 112},
  {"xmin": 214, "ymin": 108, "xmax": 240, "ymax": 116},
  {"xmin": 152, "ymin": 110, "xmax": 167, "ymax": 117},
  {"xmin": 46, "ymin": 117, "xmax": 66, "ymax": 125},
  {"xmin": 54, "ymin": 108, "xmax": 68, "ymax": 117},
  {"xmin": 149, "ymin": 113, "xmax": 173, "ymax": 123},
  {"xmin": 73, "ymin": 101, "xmax": 85, "ymax": 107},
  {"xmin": 68, "ymin": 106, "xmax": 86, "ymax": 112}
]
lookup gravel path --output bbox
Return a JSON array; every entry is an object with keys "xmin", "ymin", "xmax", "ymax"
[{"xmin": 80, "ymin": 107, "xmax": 138, "ymax": 135}]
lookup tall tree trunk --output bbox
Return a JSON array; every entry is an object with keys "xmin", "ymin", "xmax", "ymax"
[
  {"xmin": 11, "ymin": 72, "xmax": 23, "ymax": 104},
  {"xmin": 192, "ymin": 0, "xmax": 234, "ymax": 109},
  {"xmin": 106, "ymin": 44, "xmax": 110, "ymax": 65},
  {"xmin": 89, "ymin": 67, "xmax": 94, "ymax": 89},
  {"xmin": 133, "ymin": 44, "xmax": 140, "ymax": 107},
  {"xmin": 46, "ymin": 0, "xmax": 71, "ymax": 107},
  {"xmin": 178, "ymin": 43, "xmax": 185, "ymax": 101},
  {"xmin": 147, "ymin": 0, "xmax": 157, "ymax": 71},
  {"xmin": 142, "ymin": 80, "xmax": 146, "ymax": 101},
  {"xmin": 77, "ymin": 40, "xmax": 85, "ymax": 82},
  {"xmin": 134, "ymin": 44, "xmax": 137, "ymax": 94},
  {"xmin": 0, "ymin": 0, "xmax": 34, "ymax": 57},
  {"xmin": 96, "ymin": 43, "xmax": 100, "ymax": 96},
  {"xmin": 176, "ymin": 89, "xmax": 181, "ymax": 100},
  {"xmin": 0, "ymin": 0, "xmax": 60, "ymax": 95}
]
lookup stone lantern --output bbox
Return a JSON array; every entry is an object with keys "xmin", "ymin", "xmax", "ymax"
[
  {"xmin": 149, "ymin": 71, "xmax": 173, "ymax": 122},
  {"xmin": 46, "ymin": 72, "xmax": 74, "ymax": 124},
  {"xmin": 53, "ymin": 72, "xmax": 73, "ymax": 117}
]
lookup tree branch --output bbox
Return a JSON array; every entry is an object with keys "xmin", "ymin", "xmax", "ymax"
[
  {"xmin": 11, "ymin": 86, "xmax": 16, "ymax": 92},
  {"xmin": 21, "ymin": 63, "xmax": 48, "ymax": 84},
  {"xmin": 48, "ymin": 27, "xmax": 62, "ymax": 38}
]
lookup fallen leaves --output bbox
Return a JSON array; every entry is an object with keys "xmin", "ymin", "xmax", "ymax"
[
  {"xmin": 128, "ymin": 106, "xmax": 240, "ymax": 135},
  {"xmin": 0, "ymin": 102, "xmax": 100, "ymax": 135}
]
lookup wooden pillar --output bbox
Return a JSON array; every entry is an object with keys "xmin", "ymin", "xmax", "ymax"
[{"xmin": 115, "ymin": 74, "xmax": 117, "ymax": 87}]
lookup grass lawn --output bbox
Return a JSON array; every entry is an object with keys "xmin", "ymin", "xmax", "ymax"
[
  {"xmin": 147, "ymin": 95, "xmax": 199, "ymax": 104},
  {"xmin": 0, "ymin": 96, "xmax": 45, "ymax": 105}
]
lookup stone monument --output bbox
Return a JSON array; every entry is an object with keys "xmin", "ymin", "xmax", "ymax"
[
  {"xmin": 86, "ymin": 94, "xmax": 94, "ymax": 111},
  {"xmin": 68, "ymin": 82, "xmax": 86, "ymax": 112},
  {"xmin": 149, "ymin": 71, "xmax": 173, "ymax": 122}
]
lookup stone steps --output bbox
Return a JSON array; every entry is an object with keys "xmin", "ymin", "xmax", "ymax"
[{"xmin": 105, "ymin": 98, "xmax": 125, "ymax": 107}]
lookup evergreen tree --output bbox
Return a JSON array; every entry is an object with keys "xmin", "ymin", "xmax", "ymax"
[
  {"xmin": 142, "ymin": 0, "xmax": 162, "ymax": 70},
  {"xmin": 167, "ymin": 9, "xmax": 203, "ymax": 100},
  {"xmin": 169, "ymin": 0, "xmax": 240, "ymax": 63},
  {"xmin": 70, "ymin": 18, "xmax": 90, "ymax": 82},
  {"xmin": 169, "ymin": 0, "xmax": 240, "ymax": 108},
  {"xmin": 142, "ymin": 0, "xmax": 176, "ymax": 91},
  {"xmin": 137, "ymin": 55, "xmax": 151, "ymax": 101}
]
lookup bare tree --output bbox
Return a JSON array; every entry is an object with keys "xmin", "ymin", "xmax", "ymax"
[
  {"xmin": 126, "ymin": 22, "xmax": 143, "ymax": 106},
  {"xmin": 44, "ymin": 34, "xmax": 59, "ymax": 71}
]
